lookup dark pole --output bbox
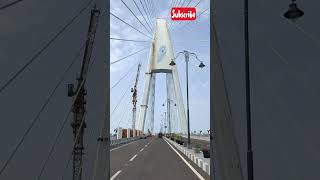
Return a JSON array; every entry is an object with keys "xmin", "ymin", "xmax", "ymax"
[
  {"xmin": 244, "ymin": 0, "xmax": 254, "ymax": 180},
  {"xmin": 167, "ymin": 100, "xmax": 171, "ymax": 134},
  {"xmin": 164, "ymin": 112, "xmax": 167, "ymax": 135},
  {"xmin": 185, "ymin": 51, "xmax": 191, "ymax": 149}
]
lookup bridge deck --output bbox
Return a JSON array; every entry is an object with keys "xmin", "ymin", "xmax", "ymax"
[{"xmin": 110, "ymin": 136, "xmax": 210, "ymax": 180}]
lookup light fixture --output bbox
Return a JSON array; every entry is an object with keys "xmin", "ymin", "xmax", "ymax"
[
  {"xmin": 169, "ymin": 60, "xmax": 176, "ymax": 66},
  {"xmin": 284, "ymin": 0, "xmax": 304, "ymax": 21},
  {"xmin": 199, "ymin": 61, "xmax": 205, "ymax": 68}
]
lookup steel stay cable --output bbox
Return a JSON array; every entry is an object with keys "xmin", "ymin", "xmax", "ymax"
[
  {"xmin": 149, "ymin": 0, "xmax": 157, "ymax": 18},
  {"xmin": 0, "ymin": 0, "xmax": 24, "ymax": 10},
  {"xmin": 110, "ymin": 76, "xmax": 135, "ymax": 116},
  {"xmin": 38, "ymin": 57, "xmax": 96, "ymax": 180},
  {"xmin": 169, "ymin": 0, "xmax": 202, "ymax": 30},
  {"xmin": 172, "ymin": 7, "xmax": 209, "ymax": 32},
  {"xmin": 111, "ymin": 96, "xmax": 131, "ymax": 130},
  {"xmin": 111, "ymin": 59, "xmax": 145, "ymax": 129},
  {"xmin": 110, "ymin": 47, "xmax": 148, "ymax": 65},
  {"xmin": 180, "ymin": 0, "xmax": 188, "ymax": 7},
  {"xmin": 110, "ymin": 37, "xmax": 151, "ymax": 43},
  {"xmin": 111, "ymin": 60, "xmax": 141, "ymax": 90},
  {"xmin": 253, "ymin": 0, "xmax": 320, "ymax": 50},
  {"xmin": 147, "ymin": 0, "xmax": 156, "ymax": 20},
  {"xmin": 120, "ymin": 0, "xmax": 152, "ymax": 36},
  {"xmin": 143, "ymin": 0, "xmax": 151, "ymax": 18},
  {"xmin": 144, "ymin": 0, "xmax": 153, "ymax": 20},
  {"xmin": 139, "ymin": 0, "xmax": 153, "ymax": 31},
  {"xmin": 0, "ymin": 0, "xmax": 94, "ymax": 95},
  {"xmin": 110, "ymin": 12, "xmax": 152, "ymax": 39},
  {"xmin": 167, "ymin": 0, "xmax": 179, "ymax": 29},
  {"xmin": 133, "ymin": 0, "xmax": 153, "ymax": 32},
  {"xmin": 0, "ymin": 42, "xmax": 87, "ymax": 176}
]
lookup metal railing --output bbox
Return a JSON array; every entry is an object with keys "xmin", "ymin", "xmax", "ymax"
[{"xmin": 110, "ymin": 136, "xmax": 142, "ymax": 146}]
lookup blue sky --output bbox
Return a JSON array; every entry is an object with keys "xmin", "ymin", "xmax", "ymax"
[{"xmin": 110, "ymin": 0, "xmax": 210, "ymax": 133}]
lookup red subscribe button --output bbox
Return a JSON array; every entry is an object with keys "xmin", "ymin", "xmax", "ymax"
[{"xmin": 171, "ymin": 7, "xmax": 196, "ymax": 21}]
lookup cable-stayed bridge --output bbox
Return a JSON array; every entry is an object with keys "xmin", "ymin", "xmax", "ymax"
[
  {"xmin": 0, "ymin": 0, "xmax": 213, "ymax": 180},
  {"xmin": 1, "ymin": 0, "xmax": 318, "ymax": 180}
]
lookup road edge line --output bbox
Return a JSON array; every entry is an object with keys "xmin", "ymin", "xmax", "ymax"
[
  {"xmin": 110, "ymin": 170, "xmax": 122, "ymax": 180},
  {"xmin": 163, "ymin": 138, "xmax": 205, "ymax": 180}
]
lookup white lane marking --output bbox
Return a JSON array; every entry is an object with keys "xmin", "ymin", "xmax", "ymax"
[
  {"xmin": 129, "ymin": 154, "xmax": 138, "ymax": 161},
  {"xmin": 110, "ymin": 170, "xmax": 121, "ymax": 180},
  {"xmin": 145, "ymin": 145, "xmax": 148, "ymax": 147},
  {"xmin": 110, "ymin": 140, "xmax": 139, "ymax": 152},
  {"xmin": 140, "ymin": 148, "xmax": 144, "ymax": 152},
  {"xmin": 164, "ymin": 138, "xmax": 205, "ymax": 180}
]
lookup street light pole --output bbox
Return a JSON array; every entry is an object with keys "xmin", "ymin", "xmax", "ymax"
[
  {"xmin": 164, "ymin": 112, "xmax": 167, "ymax": 135},
  {"xmin": 167, "ymin": 99, "xmax": 171, "ymax": 134},
  {"xmin": 244, "ymin": 0, "xmax": 254, "ymax": 180},
  {"xmin": 170, "ymin": 50, "xmax": 205, "ymax": 149},
  {"xmin": 184, "ymin": 51, "xmax": 191, "ymax": 149}
]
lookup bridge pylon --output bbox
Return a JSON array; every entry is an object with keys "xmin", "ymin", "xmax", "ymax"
[{"xmin": 136, "ymin": 19, "xmax": 187, "ymax": 134}]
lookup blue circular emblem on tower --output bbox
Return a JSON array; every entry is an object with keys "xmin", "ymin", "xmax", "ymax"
[{"xmin": 157, "ymin": 46, "xmax": 167, "ymax": 63}]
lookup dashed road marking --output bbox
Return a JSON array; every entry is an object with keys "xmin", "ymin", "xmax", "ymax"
[
  {"xmin": 129, "ymin": 154, "xmax": 138, "ymax": 161},
  {"xmin": 110, "ymin": 170, "xmax": 121, "ymax": 180},
  {"xmin": 140, "ymin": 148, "xmax": 144, "ymax": 152}
]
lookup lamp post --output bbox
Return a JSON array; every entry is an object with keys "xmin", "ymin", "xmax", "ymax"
[
  {"xmin": 162, "ymin": 99, "xmax": 176, "ymax": 134},
  {"xmin": 170, "ymin": 50, "xmax": 205, "ymax": 149},
  {"xmin": 243, "ymin": 0, "xmax": 254, "ymax": 179},
  {"xmin": 242, "ymin": 1, "xmax": 304, "ymax": 180},
  {"xmin": 161, "ymin": 112, "xmax": 167, "ymax": 135}
]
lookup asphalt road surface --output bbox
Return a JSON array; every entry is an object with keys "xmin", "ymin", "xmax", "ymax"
[{"xmin": 110, "ymin": 136, "xmax": 210, "ymax": 180}]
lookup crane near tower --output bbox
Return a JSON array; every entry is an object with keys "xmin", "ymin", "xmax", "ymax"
[
  {"xmin": 67, "ymin": 5, "xmax": 100, "ymax": 180},
  {"xmin": 131, "ymin": 63, "xmax": 141, "ymax": 131}
]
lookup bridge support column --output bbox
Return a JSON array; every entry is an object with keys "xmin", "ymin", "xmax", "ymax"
[{"xmin": 136, "ymin": 19, "xmax": 188, "ymax": 134}]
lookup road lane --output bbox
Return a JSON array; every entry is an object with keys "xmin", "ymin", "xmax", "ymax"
[
  {"xmin": 110, "ymin": 137, "xmax": 152, "ymax": 176},
  {"xmin": 114, "ymin": 137, "xmax": 209, "ymax": 180}
]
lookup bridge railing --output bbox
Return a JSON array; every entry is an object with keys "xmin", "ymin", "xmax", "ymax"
[{"xmin": 110, "ymin": 136, "xmax": 142, "ymax": 146}]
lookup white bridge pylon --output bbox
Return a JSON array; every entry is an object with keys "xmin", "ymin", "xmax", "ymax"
[{"xmin": 136, "ymin": 19, "xmax": 187, "ymax": 134}]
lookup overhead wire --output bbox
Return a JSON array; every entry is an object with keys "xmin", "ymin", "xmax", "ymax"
[
  {"xmin": 0, "ymin": 41, "xmax": 87, "ymax": 177},
  {"xmin": 0, "ymin": 0, "xmax": 94, "ymax": 95}
]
